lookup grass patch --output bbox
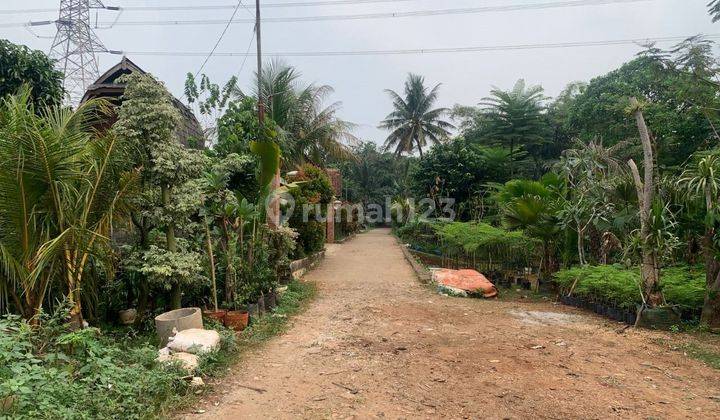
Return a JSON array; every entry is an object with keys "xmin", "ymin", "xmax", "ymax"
[
  {"xmin": 683, "ymin": 343, "xmax": 720, "ymax": 369},
  {"xmin": 0, "ymin": 280, "xmax": 317, "ymax": 419},
  {"xmin": 653, "ymin": 337, "xmax": 720, "ymax": 370}
]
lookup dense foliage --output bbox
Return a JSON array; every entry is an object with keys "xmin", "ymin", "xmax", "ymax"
[
  {"xmin": 554, "ymin": 265, "xmax": 705, "ymax": 310},
  {"xmin": 409, "ymin": 138, "xmax": 511, "ymax": 220},
  {"xmin": 0, "ymin": 307, "xmax": 189, "ymax": 419},
  {"xmin": 436, "ymin": 222, "xmax": 536, "ymax": 256},
  {"xmin": 396, "ymin": 219, "xmax": 538, "ymax": 269},
  {"xmin": 287, "ymin": 164, "xmax": 335, "ymax": 258},
  {"xmin": 0, "ymin": 89, "xmax": 134, "ymax": 325},
  {"xmin": 386, "ymin": 37, "xmax": 720, "ymax": 326},
  {"xmin": 0, "ymin": 40, "xmax": 63, "ymax": 108}
]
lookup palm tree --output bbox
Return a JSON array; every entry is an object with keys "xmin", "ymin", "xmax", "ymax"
[
  {"xmin": 495, "ymin": 178, "xmax": 561, "ymax": 276},
  {"xmin": 253, "ymin": 60, "xmax": 355, "ymax": 166},
  {"xmin": 480, "ymin": 79, "xmax": 548, "ymax": 174},
  {"xmin": 709, "ymin": 0, "xmax": 720, "ymax": 22},
  {"xmin": 679, "ymin": 150, "xmax": 720, "ymax": 327},
  {"xmin": 0, "ymin": 87, "xmax": 135, "ymax": 325},
  {"xmin": 379, "ymin": 73, "xmax": 455, "ymax": 158}
]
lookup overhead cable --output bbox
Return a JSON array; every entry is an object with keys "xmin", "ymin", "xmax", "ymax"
[
  {"xmin": 0, "ymin": 0, "xmax": 660, "ymax": 28},
  {"xmin": 113, "ymin": 34, "xmax": 717, "ymax": 58}
]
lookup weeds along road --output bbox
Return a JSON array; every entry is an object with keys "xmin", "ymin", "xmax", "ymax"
[{"xmin": 188, "ymin": 228, "xmax": 720, "ymax": 419}]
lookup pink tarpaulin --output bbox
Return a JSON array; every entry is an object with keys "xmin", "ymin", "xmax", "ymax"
[{"xmin": 433, "ymin": 269, "xmax": 498, "ymax": 298}]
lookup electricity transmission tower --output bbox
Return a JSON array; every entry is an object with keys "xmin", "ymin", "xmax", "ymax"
[{"xmin": 48, "ymin": 0, "xmax": 113, "ymax": 105}]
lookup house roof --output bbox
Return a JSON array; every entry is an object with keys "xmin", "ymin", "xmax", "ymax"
[{"xmin": 82, "ymin": 56, "xmax": 204, "ymax": 149}]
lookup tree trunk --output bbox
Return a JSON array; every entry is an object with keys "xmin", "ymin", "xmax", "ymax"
[
  {"xmin": 134, "ymin": 222, "xmax": 151, "ymax": 327},
  {"xmin": 510, "ymin": 139, "xmax": 515, "ymax": 177},
  {"xmin": 204, "ymin": 217, "xmax": 218, "ymax": 311},
  {"xmin": 701, "ymin": 271, "xmax": 720, "ymax": 329},
  {"xmin": 628, "ymin": 97, "xmax": 662, "ymax": 307},
  {"xmin": 135, "ymin": 280, "xmax": 149, "ymax": 327},
  {"xmin": 163, "ymin": 185, "xmax": 182, "ymax": 310},
  {"xmin": 577, "ymin": 225, "xmax": 586, "ymax": 266},
  {"xmin": 225, "ymin": 263, "xmax": 236, "ymax": 307},
  {"xmin": 541, "ymin": 240, "xmax": 553, "ymax": 280},
  {"xmin": 68, "ymin": 290, "xmax": 84, "ymax": 329}
]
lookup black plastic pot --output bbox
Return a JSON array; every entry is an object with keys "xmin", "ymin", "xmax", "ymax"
[
  {"xmin": 264, "ymin": 291, "xmax": 277, "ymax": 311},
  {"xmin": 594, "ymin": 303, "xmax": 604, "ymax": 315},
  {"xmin": 606, "ymin": 307, "xmax": 616, "ymax": 320},
  {"xmin": 257, "ymin": 295, "xmax": 266, "ymax": 314},
  {"xmin": 246, "ymin": 302, "xmax": 259, "ymax": 319}
]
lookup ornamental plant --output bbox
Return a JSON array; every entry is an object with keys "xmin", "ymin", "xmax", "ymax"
[{"xmin": 114, "ymin": 73, "xmax": 207, "ymax": 310}]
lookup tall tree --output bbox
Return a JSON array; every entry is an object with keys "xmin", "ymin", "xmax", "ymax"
[
  {"xmin": 0, "ymin": 40, "xmax": 63, "ymax": 108},
  {"xmin": 566, "ymin": 44, "xmax": 720, "ymax": 167},
  {"xmin": 479, "ymin": 79, "xmax": 548, "ymax": 176},
  {"xmin": 410, "ymin": 137, "xmax": 511, "ymax": 220},
  {"xmin": 115, "ymin": 73, "xmax": 206, "ymax": 310},
  {"xmin": 379, "ymin": 73, "xmax": 455, "ymax": 157},
  {"xmin": 627, "ymin": 98, "xmax": 663, "ymax": 307}
]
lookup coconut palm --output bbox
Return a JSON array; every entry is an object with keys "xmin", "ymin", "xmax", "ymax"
[
  {"xmin": 253, "ymin": 60, "xmax": 355, "ymax": 166},
  {"xmin": 379, "ymin": 73, "xmax": 455, "ymax": 157},
  {"xmin": 0, "ymin": 87, "xmax": 136, "ymax": 325}
]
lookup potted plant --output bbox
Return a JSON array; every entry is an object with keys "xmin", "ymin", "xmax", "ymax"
[
  {"xmin": 264, "ymin": 288, "xmax": 277, "ymax": 311},
  {"xmin": 224, "ymin": 298, "xmax": 249, "ymax": 332}
]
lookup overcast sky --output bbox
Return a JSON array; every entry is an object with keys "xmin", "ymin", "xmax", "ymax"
[{"xmin": 0, "ymin": 0, "xmax": 716, "ymax": 144}]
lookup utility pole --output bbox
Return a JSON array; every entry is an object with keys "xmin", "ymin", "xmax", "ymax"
[
  {"xmin": 48, "ymin": 0, "xmax": 117, "ymax": 105},
  {"xmin": 256, "ymin": 0, "xmax": 264, "ymax": 125},
  {"xmin": 255, "ymin": 0, "xmax": 281, "ymax": 229}
]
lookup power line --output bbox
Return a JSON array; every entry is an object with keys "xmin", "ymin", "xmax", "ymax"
[
  {"xmin": 236, "ymin": 25, "xmax": 256, "ymax": 77},
  {"xmin": 191, "ymin": 0, "xmax": 247, "ymax": 79},
  {"xmin": 0, "ymin": 0, "xmax": 661, "ymax": 28},
  {"xmin": 118, "ymin": 34, "xmax": 718, "ymax": 58},
  {"xmin": 0, "ymin": 0, "xmax": 423, "ymax": 14}
]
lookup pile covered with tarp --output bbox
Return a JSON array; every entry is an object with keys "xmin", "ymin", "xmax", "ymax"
[{"xmin": 433, "ymin": 268, "xmax": 498, "ymax": 298}]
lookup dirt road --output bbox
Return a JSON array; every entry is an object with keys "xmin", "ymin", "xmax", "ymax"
[{"xmin": 190, "ymin": 228, "xmax": 720, "ymax": 419}]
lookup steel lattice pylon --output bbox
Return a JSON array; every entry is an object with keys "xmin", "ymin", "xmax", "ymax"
[{"xmin": 49, "ymin": 0, "xmax": 109, "ymax": 105}]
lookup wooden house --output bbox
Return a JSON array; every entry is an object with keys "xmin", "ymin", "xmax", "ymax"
[{"xmin": 82, "ymin": 56, "xmax": 204, "ymax": 148}]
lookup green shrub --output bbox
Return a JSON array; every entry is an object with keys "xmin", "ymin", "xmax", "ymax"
[
  {"xmin": 661, "ymin": 266, "xmax": 706, "ymax": 309},
  {"xmin": 554, "ymin": 264, "xmax": 641, "ymax": 309},
  {"xmin": 288, "ymin": 164, "xmax": 334, "ymax": 258},
  {"xmin": 554, "ymin": 264, "xmax": 706, "ymax": 310},
  {"xmin": 294, "ymin": 220, "xmax": 326, "ymax": 258},
  {"xmin": 396, "ymin": 218, "xmax": 442, "ymax": 253},
  {"xmin": 436, "ymin": 221, "xmax": 537, "ymax": 256},
  {"xmin": 0, "ymin": 314, "xmax": 187, "ymax": 419}
]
